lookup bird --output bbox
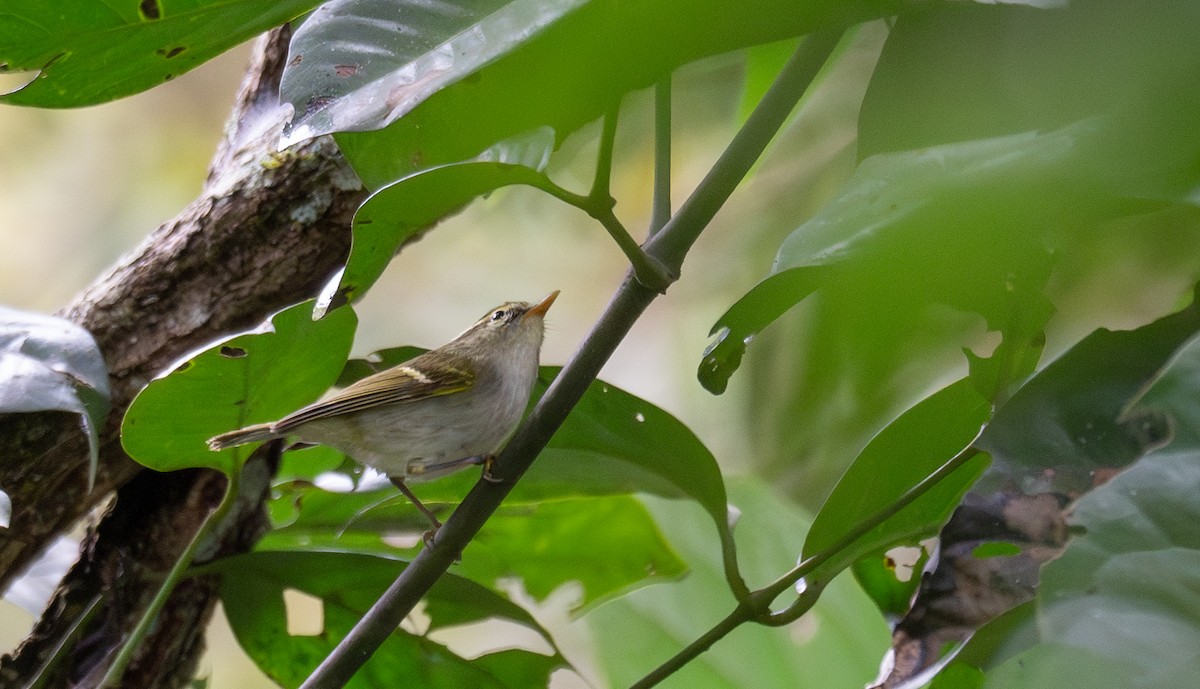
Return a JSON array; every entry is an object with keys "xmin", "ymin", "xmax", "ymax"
[{"xmin": 207, "ymin": 291, "xmax": 558, "ymax": 534}]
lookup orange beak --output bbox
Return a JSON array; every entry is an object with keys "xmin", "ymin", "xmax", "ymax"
[{"xmin": 524, "ymin": 290, "xmax": 560, "ymax": 319}]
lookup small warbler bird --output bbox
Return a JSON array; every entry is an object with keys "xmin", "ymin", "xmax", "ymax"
[{"xmin": 208, "ymin": 291, "xmax": 558, "ymax": 531}]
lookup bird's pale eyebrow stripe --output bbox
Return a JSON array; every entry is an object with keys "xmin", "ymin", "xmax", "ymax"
[{"xmin": 399, "ymin": 366, "xmax": 433, "ymax": 384}]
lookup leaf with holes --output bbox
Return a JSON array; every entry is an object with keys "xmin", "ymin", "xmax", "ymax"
[
  {"xmin": 217, "ymin": 550, "xmax": 567, "ymax": 688},
  {"xmin": 121, "ymin": 302, "xmax": 356, "ymax": 474},
  {"xmin": 0, "ymin": 0, "xmax": 321, "ymax": 107}
]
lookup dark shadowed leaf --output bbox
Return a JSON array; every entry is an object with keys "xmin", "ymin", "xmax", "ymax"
[
  {"xmin": 986, "ymin": 332, "xmax": 1200, "ymax": 689},
  {"xmin": 0, "ymin": 0, "xmax": 320, "ymax": 107},
  {"xmin": 975, "ymin": 302, "xmax": 1200, "ymax": 486},
  {"xmin": 216, "ymin": 550, "xmax": 566, "ymax": 688},
  {"xmin": 0, "ymin": 305, "xmax": 110, "ymax": 485},
  {"xmin": 122, "ymin": 302, "xmax": 356, "ymax": 473}
]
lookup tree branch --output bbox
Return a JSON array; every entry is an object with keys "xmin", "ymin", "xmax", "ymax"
[{"xmin": 298, "ymin": 27, "xmax": 845, "ymax": 689}]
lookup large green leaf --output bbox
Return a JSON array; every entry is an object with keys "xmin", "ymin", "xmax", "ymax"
[
  {"xmin": 804, "ymin": 379, "xmax": 990, "ymax": 614},
  {"xmin": 587, "ymin": 479, "xmax": 889, "ymax": 689},
  {"xmin": 880, "ymin": 301, "xmax": 1200, "ymax": 686},
  {"xmin": 217, "ymin": 550, "xmax": 566, "ymax": 689},
  {"xmin": 0, "ymin": 305, "xmax": 110, "ymax": 484},
  {"xmin": 260, "ymin": 489, "xmax": 686, "ymax": 610},
  {"xmin": 280, "ymin": 0, "xmax": 588, "ymax": 145},
  {"xmin": 122, "ymin": 302, "xmax": 356, "ymax": 473},
  {"xmin": 0, "ymin": 0, "xmax": 319, "ymax": 107},
  {"xmin": 329, "ymin": 0, "xmax": 896, "ymax": 188}
]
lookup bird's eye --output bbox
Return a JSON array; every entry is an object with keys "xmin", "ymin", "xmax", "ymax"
[{"xmin": 491, "ymin": 309, "xmax": 507, "ymax": 322}]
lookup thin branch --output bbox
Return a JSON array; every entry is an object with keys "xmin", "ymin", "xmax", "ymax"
[
  {"xmin": 629, "ymin": 604, "xmax": 749, "ymax": 689},
  {"xmin": 649, "ymin": 79, "xmax": 672, "ymax": 236},
  {"xmin": 297, "ymin": 27, "xmax": 844, "ymax": 689}
]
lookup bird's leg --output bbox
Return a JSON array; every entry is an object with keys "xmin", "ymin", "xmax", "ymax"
[
  {"xmin": 481, "ymin": 455, "xmax": 503, "ymax": 484},
  {"xmin": 389, "ymin": 476, "xmax": 442, "ymax": 545}
]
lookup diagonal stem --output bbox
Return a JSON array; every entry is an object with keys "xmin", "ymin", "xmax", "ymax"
[{"xmin": 298, "ymin": 27, "xmax": 844, "ymax": 689}]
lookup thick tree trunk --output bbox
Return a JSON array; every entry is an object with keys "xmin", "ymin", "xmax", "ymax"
[{"xmin": 0, "ymin": 26, "xmax": 366, "ymax": 688}]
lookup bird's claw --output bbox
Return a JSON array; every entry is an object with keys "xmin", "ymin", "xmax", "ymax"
[{"xmin": 481, "ymin": 455, "xmax": 503, "ymax": 484}]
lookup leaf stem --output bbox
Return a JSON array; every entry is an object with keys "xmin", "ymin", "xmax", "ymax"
[
  {"xmin": 525, "ymin": 111, "xmax": 675, "ymax": 291},
  {"xmin": 297, "ymin": 27, "xmax": 841, "ymax": 689},
  {"xmin": 591, "ymin": 106, "xmax": 619, "ymax": 202},
  {"xmin": 649, "ymin": 78, "xmax": 672, "ymax": 236},
  {"xmin": 97, "ymin": 467, "xmax": 242, "ymax": 689}
]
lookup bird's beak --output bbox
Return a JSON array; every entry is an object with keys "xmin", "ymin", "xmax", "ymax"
[{"xmin": 524, "ymin": 290, "xmax": 560, "ymax": 319}]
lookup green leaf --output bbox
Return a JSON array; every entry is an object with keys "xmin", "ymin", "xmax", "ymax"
[
  {"xmin": 0, "ymin": 305, "xmax": 110, "ymax": 487},
  {"xmin": 122, "ymin": 302, "xmax": 356, "ymax": 473},
  {"xmin": 803, "ymin": 379, "xmax": 990, "ymax": 610},
  {"xmin": 328, "ymin": 159, "xmax": 552, "ymax": 307},
  {"xmin": 280, "ymin": 0, "xmax": 588, "ymax": 146},
  {"xmin": 261, "ymin": 489, "xmax": 686, "ymax": 610},
  {"xmin": 331, "ymin": 0, "xmax": 891, "ymax": 188},
  {"xmin": 587, "ymin": 478, "xmax": 889, "ymax": 689},
  {"xmin": 216, "ymin": 550, "xmax": 566, "ymax": 689},
  {"xmin": 0, "ymin": 0, "xmax": 320, "ymax": 108}
]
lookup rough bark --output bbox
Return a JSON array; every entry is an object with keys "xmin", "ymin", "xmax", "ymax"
[{"xmin": 0, "ymin": 25, "xmax": 366, "ymax": 688}]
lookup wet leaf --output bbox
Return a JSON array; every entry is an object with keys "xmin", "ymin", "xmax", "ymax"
[{"xmin": 281, "ymin": 0, "xmax": 588, "ymax": 147}]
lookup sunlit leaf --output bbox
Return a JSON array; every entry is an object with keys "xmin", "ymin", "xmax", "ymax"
[
  {"xmin": 122, "ymin": 302, "xmax": 356, "ymax": 473},
  {"xmin": 260, "ymin": 489, "xmax": 686, "ymax": 610},
  {"xmin": 0, "ymin": 0, "xmax": 320, "ymax": 107}
]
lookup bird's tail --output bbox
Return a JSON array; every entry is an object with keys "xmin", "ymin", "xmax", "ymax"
[{"xmin": 207, "ymin": 423, "xmax": 278, "ymax": 451}]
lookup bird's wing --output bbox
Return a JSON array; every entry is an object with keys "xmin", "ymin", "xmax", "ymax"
[{"xmin": 274, "ymin": 350, "xmax": 475, "ymax": 431}]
